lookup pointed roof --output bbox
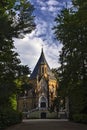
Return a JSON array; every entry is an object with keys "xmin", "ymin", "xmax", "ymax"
[
  {"xmin": 30, "ymin": 48, "xmax": 56, "ymax": 80},
  {"xmin": 38, "ymin": 48, "xmax": 47, "ymax": 65}
]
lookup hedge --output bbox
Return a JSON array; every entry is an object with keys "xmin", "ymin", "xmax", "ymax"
[
  {"xmin": 0, "ymin": 109, "xmax": 22, "ymax": 129},
  {"xmin": 72, "ymin": 114, "xmax": 87, "ymax": 124}
]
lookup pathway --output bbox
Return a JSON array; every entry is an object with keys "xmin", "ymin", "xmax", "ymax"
[{"xmin": 5, "ymin": 119, "xmax": 87, "ymax": 130}]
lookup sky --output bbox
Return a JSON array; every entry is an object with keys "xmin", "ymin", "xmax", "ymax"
[{"xmin": 14, "ymin": 0, "xmax": 72, "ymax": 71}]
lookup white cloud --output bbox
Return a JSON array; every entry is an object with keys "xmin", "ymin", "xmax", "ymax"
[
  {"xmin": 37, "ymin": 0, "xmax": 46, "ymax": 7},
  {"xmin": 36, "ymin": 0, "xmax": 60, "ymax": 14},
  {"xmin": 48, "ymin": 6, "xmax": 57, "ymax": 12},
  {"xmin": 35, "ymin": 18, "xmax": 48, "ymax": 37},
  {"xmin": 45, "ymin": 44, "xmax": 62, "ymax": 68},
  {"xmin": 47, "ymin": 0, "xmax": 59, "ymax": 6},
  {"xmin": 46, "ymin": 0, "xmax": 62, "ymax": 15},
  {"xmin": 41, "ymin": 6, "xmax": 47, "ymax": 11}
]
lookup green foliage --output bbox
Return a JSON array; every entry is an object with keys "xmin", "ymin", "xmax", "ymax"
[
  {"xmin": 69, "ymin": 85, "xmax": 87, "ymax": 118},
  {"xmin": 49, "ymin": 97, "xmax": 60, "ymax": 119},
  {"xmin": 9, "ymin": 94, "xmax": 17, "ymax": 110},
  {"xmin": 0, "ymin": 0, "xmax": 35, "ymax": 38},
  {"xmin": 0, "ymin": 108, "xmax": 22, "ymax": 129},
  {"xmin": 51, "ymin": 68, "xmax": 59, "ymax": 82},
  {"xmin": 15, "ymin": 65, "xmax": 32, "ymax": 97},
  {"xmin": 53, "ymin": 97, "xmax": 59, "ymax": 110},
  {"xmin": 72, "ymin": 114, "xmax": 87, "ymax": 124},
  {"xmin": 17, "ymin": 65, "xmax": 31, "ymax": 77},
  {"xmin": 53, "ymin": 0, "xmax": 87, "ymax": 122},
  {"xmin": 0, "ymin": 0, "xmax": 35, "ymax": 126}
]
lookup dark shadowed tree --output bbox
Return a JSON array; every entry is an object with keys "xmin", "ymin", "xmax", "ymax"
[
  {"xmin": 53, "ymin": 0, "xmax": 87, "ymax": 121},
  {"xmin": 0, "ymin": 0, "xmax": 35, "ymax": 110}
]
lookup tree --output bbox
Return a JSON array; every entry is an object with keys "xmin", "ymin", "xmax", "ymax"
[
  {"xmin": 0, "ymin": 0, "xmax": 35, "ymax": 110},
  {"xmin": 53, "ymin": 97, "xmax": 60, "ymax": 118},
  {"xmin": 53, "ymin": 0, "xmax": 87, "ymax": 121},
  {"xmin": 16, "ymin": 65, "xmax": 32, "ymax": 96},
  {"xmin": 0, "ymin": 0, "xmax": 35, "ymax": 38}
]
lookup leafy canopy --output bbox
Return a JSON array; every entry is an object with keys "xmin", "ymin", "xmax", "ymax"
[{"xmin": 53, "ymin": 0, "xmax": 87, "ymax": 119}]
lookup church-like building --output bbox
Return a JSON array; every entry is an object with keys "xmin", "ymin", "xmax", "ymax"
[{"xmin": 18, "ymin": 49, "xmax": 58, "ymax": 114}]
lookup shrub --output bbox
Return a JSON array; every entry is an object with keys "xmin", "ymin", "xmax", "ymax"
[
  {"xmin": 73, "ymin": 114, "xmax": 87, "ymax": 124},
  {"xmin": 0, "ymin": 109, "xmax": 22, "ymax": 130}
]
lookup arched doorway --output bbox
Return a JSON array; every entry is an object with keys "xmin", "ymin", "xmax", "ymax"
[{"xmin": 39, "ymin": 96, "xmax": 48, "ymax": 109}]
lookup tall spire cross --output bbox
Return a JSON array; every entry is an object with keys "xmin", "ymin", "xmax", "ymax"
[
  {"xmin": 41, "ymin": 44, "xmax": 44, "ymax": 53},
  {"xmin": 41, "ymin": 44, "xmax": 44, "ymax": 49}
]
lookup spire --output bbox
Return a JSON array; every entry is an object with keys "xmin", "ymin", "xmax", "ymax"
[
  {"xmin": 41, "ymin": 46, "xmax": 43, "ymax": 54},
  {"xmin": 41, "ymin": 44, "xmax": 44, "ymax": 56},
  {"xmin": 40, "ymin": 47, "xmax": 47, "ymax": 64},
  {"xmin": 30, "ymin": 47, "xmax": 56, "ymax": 80},
  {"xmin": 30, "ymin": 48, "xmax": 48, "ymax": 79}
]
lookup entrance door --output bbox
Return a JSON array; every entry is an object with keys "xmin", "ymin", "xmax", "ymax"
[
  {"xmin": 41, "ymin": 102, "xmax": 46, "ymax": 108},
  {"xmin": 41, "ymin": 112, "xmax": 46, "ymax": 119}
]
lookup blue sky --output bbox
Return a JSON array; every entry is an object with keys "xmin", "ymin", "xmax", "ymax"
[{"xmin": 14, "ymin": 0, "xmax": 72, "ymax": 71}]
